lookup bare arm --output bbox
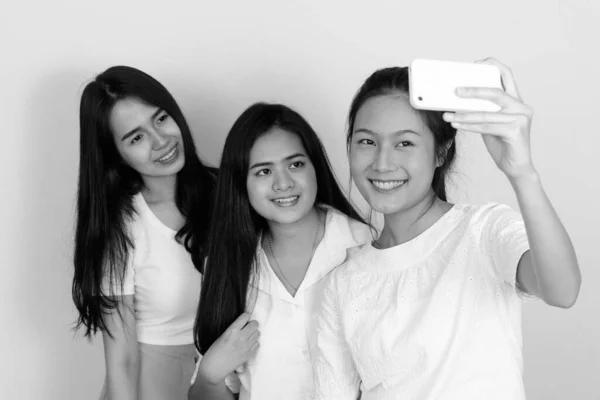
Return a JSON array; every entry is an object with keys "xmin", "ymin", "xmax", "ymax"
[
  {"xmin": 102, "ymin": 295, "xmax": 140, "ymax": 400},
  {"xmin": 446, "ymin": 58, "xmax": 581, "ymax": 308},
  {"xmin": 188, "ymin": 312, "xmax": 258, "ymax": 400},
  {"xmin": 188, "ymin": 372, "xmax": 236, "ymax": 400},
  {"xmin": 512, "ymin": 173, "xmax": 581, "ymax": 308}
]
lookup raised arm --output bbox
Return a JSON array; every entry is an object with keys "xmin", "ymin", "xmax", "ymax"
[
  {"xmin": 445, "ymin": 57, "xmax": 581, "ymax": 308},
  {"xmin": 511, "ymin": 172, "xmax": 580, "ymax": 307}
]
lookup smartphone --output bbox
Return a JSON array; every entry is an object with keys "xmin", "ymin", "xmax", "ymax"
[{"xmin": 409, "ymin": 58, "xmax": 503, "ymax": 112}]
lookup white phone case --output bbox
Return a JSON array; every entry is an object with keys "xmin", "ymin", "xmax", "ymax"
[{"xmin": 409, "ymin": 59, "xmax": 503, "ymax": 112}]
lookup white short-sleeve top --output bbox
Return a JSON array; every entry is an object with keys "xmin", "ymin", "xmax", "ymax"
[
  {"xmin": 313, "ymin": 203, "xmax": 533, "ymax": 400},
  {"xmin": 102, "ymin": 192, "xmax": 202, "ymax": 345}
]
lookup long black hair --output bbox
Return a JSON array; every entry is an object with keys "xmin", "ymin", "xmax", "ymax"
[
  {"xmin": 195, "ymin": 103, "xmax": 365, "ymax": 354},
  {"xmin": 347, "ymin": 67, "xmax": 456, "ymax": 201},
  {"xmin": 73, "ymin": 66, "xmax": 216, "ymax": 337}
]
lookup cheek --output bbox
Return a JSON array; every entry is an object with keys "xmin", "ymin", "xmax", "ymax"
[
  {"xmin": 349, "ymin": 151, "xmax": 371, "ymax": 180},
  {"xmin": 301, "ymin": 167, "xmax": 318, "ymax": 194},
  {"xmin": 410, "ymin": 149, "xmax": 438, "ymax": 176},
  {"xmin": 118, "ymin": 146, "xmax": 149, "ymax": 170},
  {"xmin": 165, "ymin": 119, "xmax": 183, "ymax": 138},
  {"xmin": 246, "ymin": 178, "xmax": 270, "ymax": 209}
]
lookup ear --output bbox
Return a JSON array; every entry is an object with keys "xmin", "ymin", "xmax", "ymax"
[{"xmin": 436, "ymin": 139, "xmax": 454, "ymax": 167}]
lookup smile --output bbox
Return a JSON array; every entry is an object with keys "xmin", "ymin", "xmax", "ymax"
[
  {"xmin": 156, "ymin": 145, "xmax": 178, "ymax": 163},
  {"xmin": 271, "ymin": 195, "xmax": 299, "ymax": 207},
  {"xmin": 370, "ymin": 179, "xmax": 407, "ymax": 191}
]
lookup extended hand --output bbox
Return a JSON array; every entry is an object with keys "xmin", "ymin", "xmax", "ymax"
[{"xmin": 443, "ymin": 58, "xmax": 537, "ymax": 180}]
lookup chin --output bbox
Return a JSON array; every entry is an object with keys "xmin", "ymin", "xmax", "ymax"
[
  {"xmin": 371, "ymin": 203, "xmax": 405, "ymax": 215},
  {"xmin": 365, "ymin": 195, "xmax": 408, "ymax": 216},
  {"xmin": 269, "ymin": 205, "xmax": 314, "ymax": 225}
]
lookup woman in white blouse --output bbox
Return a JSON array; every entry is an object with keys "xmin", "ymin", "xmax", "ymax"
[
  {"xmin": 72, "ymin": 66, "xmax": 216, "ymax": 400},
  {"xmin": 313, "ymin": 59, "xmax": 581, "ymax": 400},
  {"xmin": 189, "ymin": 103, "xmax": 372, "ymax": 400}
]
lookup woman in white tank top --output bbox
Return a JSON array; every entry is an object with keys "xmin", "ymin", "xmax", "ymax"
[{"xmin": 72, "ymin": 66, "xmax": 216, "ymax": 400}]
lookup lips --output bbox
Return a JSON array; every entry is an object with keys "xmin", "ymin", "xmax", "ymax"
[
  {"xmin": 369, "ymin": 179, "xmax": 407, "ymax": 192},
  {"xmin": 155, "ymin": 144, "xmax": 178, "ymax": 163},
  {"xmin": 271, "ymin": 195, "xmax": 300, "ymax": 207}
]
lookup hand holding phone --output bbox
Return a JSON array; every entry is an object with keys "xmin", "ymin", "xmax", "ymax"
[
  {"xmin": 409, "ymin": 58, "xmax": 503, "ymax": 112},
  {"xmin": 438, "ymin": 58, "xmax": 536, "ymax": 181}
]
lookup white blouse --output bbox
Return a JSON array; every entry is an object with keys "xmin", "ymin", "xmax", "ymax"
[
  {"xmin": 313, "ymin": 203, "xmax": 534, "ymax": 400},
  {"xmin": 193, "ymin": 207, "xmax": 372, "ymax": 399}
]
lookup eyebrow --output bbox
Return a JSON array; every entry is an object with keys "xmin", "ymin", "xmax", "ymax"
[
  {"xmin": 249, "ymin": 152, "xmax": 306, "ymax": 170},
  {"xmin": 121, "ymin": 108, "xmax": 164, "ymax": 142},
  {"xmin": 354, "ymin": 128, "xmax": 420, "ymax": 136}
]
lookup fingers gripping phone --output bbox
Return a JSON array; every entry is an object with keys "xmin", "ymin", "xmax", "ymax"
[{"xmin": 409, "ymin": 59, "xmax": 503, "ymax": 112}]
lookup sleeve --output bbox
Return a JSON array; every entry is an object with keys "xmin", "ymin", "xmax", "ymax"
[
  {"xmin": 481, "ymin": 204, "xmax": 534, "ymax": 298},
  {"xmin": 190, "ymin": 351, "xmax": 241, "ymax": 393},
  {"xmin": 100, "ymin": 258, "xmax": 135, "ymax": 296},
  {"xmin": 313, "ymin": 271, "xmax": 361, "ymax": 400}
]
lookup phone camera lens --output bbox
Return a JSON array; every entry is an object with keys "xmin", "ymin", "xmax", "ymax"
[{"xmin": 418, "ymin": 96, "xmax": 423, "ymax": 101}]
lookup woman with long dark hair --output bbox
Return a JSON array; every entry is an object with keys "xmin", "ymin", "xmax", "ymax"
[
  {"xmin": 72, "ymin": 66, "xmax": 216, "ymax": 399},
  {"xmin": 189, "ymin": 103, "xmax": 372, "ymax": 399}
]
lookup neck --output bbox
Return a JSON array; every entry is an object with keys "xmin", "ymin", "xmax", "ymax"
[
  {"xmin": 140, "ymin": 175, "xmax": 177, "ymax": 204},
  {"xmin": 267, "ymin": 206, "xmax": 321, "ymax": 247},
  {"xmin": 378, "ymin": 191, "xmax": 449, "ymax": 248}
]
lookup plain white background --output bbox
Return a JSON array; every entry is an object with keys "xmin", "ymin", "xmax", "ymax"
[{"xmin": 1, "ymin": 0, "xmax": 598, "ymax": 398}]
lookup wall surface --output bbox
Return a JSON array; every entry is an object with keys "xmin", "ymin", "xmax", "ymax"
[{"xmin": 1, "ymin": 1, "xmax": 598, "ymax": 398}]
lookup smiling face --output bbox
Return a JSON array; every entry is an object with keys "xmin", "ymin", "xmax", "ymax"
[
  {"xmin": 246, "ymin": 127, "xmax": 318, "ymax": 225},
  {"xmin": 109, "ymin": 97, "xmax": 185, "ymax": 181},
  {"xmin": 349, "ymin": 94, "xmax": 439, "ymax": 216}
]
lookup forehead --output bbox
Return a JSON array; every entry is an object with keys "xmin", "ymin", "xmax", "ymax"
[
  {"xmin": 354, "ymin": 94, "xmax": 427, "ymax": 135},
  {"xmin": 109, "ymin": 97, "xmax": 158, "ymax": 138},
  {"xmin": 249, "ymin": 127, "xmax": 306, "ymax": 162}
]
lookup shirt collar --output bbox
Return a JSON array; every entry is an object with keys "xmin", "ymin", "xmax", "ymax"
[{"xmin": 251, "ymin": 207, "xmax": 371, "ymax": 303}]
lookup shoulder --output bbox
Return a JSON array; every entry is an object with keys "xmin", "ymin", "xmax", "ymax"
[
  {"xmin": 451, "ymin": 202, "xmax": 522, "ymax": 229},
  {"xmin": 325, "ymin": 207, "xmax": 373, "ymax": 247},
  {"xmin": 123, "ymin": 193, "xmax": 148, "ymax": 247},
  {"xmin": 328, "ymin": 241, "xmax": 373, "ymax": 282}
]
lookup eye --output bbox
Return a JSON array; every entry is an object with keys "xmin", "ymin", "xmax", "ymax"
[
  {"xmin": 290, "ymin": 161, "xmax": 305, "ymax": 169},
  {"xmin": 130, "ymin": 134, "xmax": 143, "ymax": 144},
  {"xmin": 357, "ymin": 138, "xmax": 375, "ymax": 146},
  {"xmin": 156, "ymin": 113, "xmax": 170, "ymax": 125},
  {"xmin": 256, "ymin": 168, "xmax": 271, "ymax": 177},
  {"xmin": 397, "ymin": 141, "xmax": 413, "ymax": 147}
]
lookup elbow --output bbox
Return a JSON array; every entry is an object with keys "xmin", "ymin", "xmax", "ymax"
[
  {"xmin": 547, "ymin": 295, "xmax": 577, "ymax": 309},
  {"xmin": 545, "ymin": 274, "xmax": 582, "ymax": 309}
]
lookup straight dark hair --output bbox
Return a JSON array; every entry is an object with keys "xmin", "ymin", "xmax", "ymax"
[
  {"xmin": 195, "ymin": 103, "xmax": 366, "ymax": 354},
  {"xmin": 347, "ymin": 67, "xmax": 456, "ymax": 201},
  {"xmin": 73, "ymin": 66, "xmax": 216, "ymax": 337}
]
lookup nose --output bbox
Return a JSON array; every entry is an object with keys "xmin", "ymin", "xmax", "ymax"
[
  {"xmin": 372, "ymin": 146, "xmax": 398, "ymax": 173},
  {"xmin": 150, "ymin": 128, "xmax": 170, "ymax": 150},
  {"xmin": 272, "ymin": 169, "xmax": 294, "ymax": 192}
]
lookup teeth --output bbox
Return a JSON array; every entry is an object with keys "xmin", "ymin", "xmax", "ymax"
[
  {"xmin": 274, "ymin": 196, "xmax": 298, "ymax": 203},
  {"xmin": 372, "ymin": 180, "xmax": 405, "ymax": 190},
  {"xmin": 159, "ymin": 147, "xmax": 176, "ymax": 162}
]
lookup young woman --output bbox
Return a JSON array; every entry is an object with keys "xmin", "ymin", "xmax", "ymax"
[
  {"xmin": 313, "ymin": 59, "xmax": 581, "ymax": 400},
  {"xmin": 189, "ymin": 103, "xmax": 372, "ymax": 400},
  {"xmin": 72, "ymin": 66, "xmax": 216, "ymax": 400}
]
